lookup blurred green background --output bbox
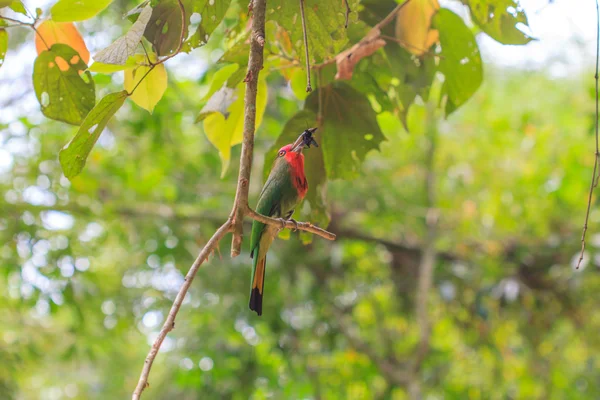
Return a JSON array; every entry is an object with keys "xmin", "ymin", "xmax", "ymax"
[{"xmin": 2, "ymin": 0, "xmax": 600, "ymax": 399}]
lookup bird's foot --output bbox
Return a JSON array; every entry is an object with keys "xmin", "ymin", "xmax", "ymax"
[
  {"xmin": 289, "ymin": 218, "xmax": 299, "ymax": 232},
  {"xmin": 277, "ymin": 218, "xmax": 287, "ymax": 229}
]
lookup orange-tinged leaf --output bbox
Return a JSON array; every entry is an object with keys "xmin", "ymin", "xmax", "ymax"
[
  {"xmin": 335, "ymin": 28, "xmax": 386, "ymax": 80},
  {"xmin": 395, "ymin": 0, "xmax": 440, "ymax": 56},
  {"xmin": 35, "ymin": 20, "xmax": 89, "ymax": 64}
]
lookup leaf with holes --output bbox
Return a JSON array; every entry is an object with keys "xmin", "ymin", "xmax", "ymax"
[
  {"xmin": 465, "ymin": 0, "xmax": 533, "ymax": 45},
  {"xmin": 124, "ymin": 54, "xmax": 167, "ymax": 113},
  {"xmin": 35, "ymin": 20, "xmax": 90, "ymax": 64},
  {"xmin": 182, "ymin": 0, "xmax": 232, "ymax": 52},
  {"xmin": 202, "ymin": 77, "xmax": 268, "ymax": 176},
  {"xmin": 265, "ymin": 109, "xmax": 330, "ymax": 243},
  {"xmin": 94, "ymin": 5, "xmax": 152, "ymax": 65},
  {"xmin": 0, "ymin": 28, "xmax": 7, "ymax": 69},
  {"xmin": 33, "ymin": 44, "xmax": 95, "ymax": 125},
  {"xmin": 51, "ymin": 0, "xmax": 113, "ymax": 22},
  {"xmin": 434, "ymin": 9, "xmax": 483, "ymax": 115},
  {"xmin": 305, "ymin": 82, "xmax": 385, "ymax": 180},
  {"xmin": 144, "ymin": 0, "xmax": 191, "ymax": 56},
  {"xmin": 59, "ymin": 91, "xmax": 128, "ymax": 178}
]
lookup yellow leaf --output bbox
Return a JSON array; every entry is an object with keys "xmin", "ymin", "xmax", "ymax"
[
  {"xmin": 124, "ymin": 56, "xmax": 167, "ymax": 113},
  {"xmin": 35, "ymin": 20, "xmax": 90, "ymax": 64},
  {"xmin": 395, "ymin": 0, "xmax": 440, "ymax": 56},
  {"xmin": 203, "ymin": 77, "xmax": 268, "ymax": 176}
]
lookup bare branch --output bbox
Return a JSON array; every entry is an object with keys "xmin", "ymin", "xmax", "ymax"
[
  {"xmin": 577, "ymin": 0, "xmax": 600, "ymax": 269},
  {"xmin": 299, "ymin": 0, "xmax": 312, "ymax": 92},
  {"xmin": 132, "ymin": 220, "xmax": 233, "ymax": 399},
  {"xmin": 245, "ymin": 206, "xmax": 336, "ymax": 240},
  {"xmin": 343, "ymin": 0, "xmax": 351, "ymax": 28},
  {"xmin": 230, "ymin": 0, "xmax": 267, "ymax": 257}
]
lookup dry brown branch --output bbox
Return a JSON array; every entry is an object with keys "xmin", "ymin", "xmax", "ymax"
[
  {"xmin": 245, "ymin": 206, "xmax": 336, "ymax": 240},
  {"xmin": 230, "ymin": 0, "xmax": 267, "ymax": 258},
  {"xmin": 131, "ymin": 220, "xmax": 233, "ymax": 399}
]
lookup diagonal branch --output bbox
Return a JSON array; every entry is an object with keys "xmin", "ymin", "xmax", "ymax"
[
  {"xmin": 131, "ymin": 219, "xmax": 233, "ymax": 399},
  {"xmin": 230, "ymin": 0, "xmax": 267, "ymax": 257},
  {"xmin": 245, "ymin": 206, "xmax": 336, "ymax": 240}
]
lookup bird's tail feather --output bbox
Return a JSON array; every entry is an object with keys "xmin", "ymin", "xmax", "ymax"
[{"xmin": 249, "ymin": 254, "xmax": 266, "ymax": 316}]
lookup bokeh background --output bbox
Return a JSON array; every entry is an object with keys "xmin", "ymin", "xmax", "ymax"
[{"xmin": 2, "ymin": 0, "xmax": 600, "ymax": 399}]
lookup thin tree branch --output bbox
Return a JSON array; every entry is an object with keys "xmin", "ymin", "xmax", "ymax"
[
  {"xmin": 230, "ymin": 0, "xmax": 267, "ymax": 258},
  {"xmin": 245, "ymin": 206, "xmax": 336, "ymax": 240},
  {"xmin": 343, "ymin": 0, "xmax": 351, "ymax": 29},
  {"xmin": 131, "ymin": 220, "xmax": 233, "ymax": 399},
  {"xmin": 299, "ymin": 0, "xmax": 312, "ymax": 92},
  {"xmin": 577, "ymin": 0, "xmax": 600, "ymax": 269}
]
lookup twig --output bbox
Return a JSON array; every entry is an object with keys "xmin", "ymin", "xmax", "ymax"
[
  {"xmin": 131, "ymin": 220, "xmax": 233, "ymax": 400},
  {"xmin": 128, "ymin": 0, "xmax": 186, "ymax": 96},
  {"xmin": 245, "ymin": 206, "xmax": 336, "ymax": 240},
  {"xmin": 299, "ymin": 0, "xmax": 312, "ymax": 92},
  {"xmin": 343, "ymin": 0, "xmax": 351, "ymax": 28},
  {"xmin": 577, "ymin": 0, "xmax": 600, "ymax": 269},
  {"xmin": 230, "ymin": 0, "xmax": 267, "ymax": 258}
]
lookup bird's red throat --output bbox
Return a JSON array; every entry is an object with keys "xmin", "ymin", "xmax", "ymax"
[{"xmin": 285, "ymin": 152, "xmax": 308, "ymax": 198}]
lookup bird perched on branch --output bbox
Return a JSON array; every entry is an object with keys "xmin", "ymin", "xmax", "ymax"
[{"xmin": 249, "ymin": 128, "xmax": 318, "ymax": 316}]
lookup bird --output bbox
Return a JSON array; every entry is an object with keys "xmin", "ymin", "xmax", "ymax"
[{"xmin": 248, "ymin": 128, "xmax": 317, "ymax": 316}]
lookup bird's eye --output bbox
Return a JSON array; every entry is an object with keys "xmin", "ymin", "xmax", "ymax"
[{"xmin": 278, "ymin": 150, "xmax": 286, "ymax": 157}]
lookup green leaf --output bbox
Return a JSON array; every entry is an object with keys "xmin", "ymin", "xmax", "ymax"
[
  {"xmin": 305, "ymin": 82, "xmax": 385, "ymax": 180},
  {"xmin": 268, "ymin": 0, "xmax": 357, "ymax": 63},
  {"xmin": 202, "ymin": 77, "xmax": 268, "ymax": 176},
  {"xmin": 143, "ymin": 0, "xmax": 191, "ymax": 56},
  {"xmin": 385, "ymin": 44, "xmax": 436, "ymax": 128},
  {"xmin": 124, "ymin": 55, "xmax": 167, "ymax": 113},
  {"xmin": 0, "ymin": 29, "xmax": 7, "ymax": 69},
  {"xmin": 265, "ymin": 110, "xmax": 331, "ymax": 242},
  {"xmin": 88, "ymin": 57, "xmax": 138, "ymax": 73},
  {"xmin": 8, "ymin": 0, "xmax": 26, "ymax": 15},
  {"xmin": 182, "ymin": 0, "xmax": 232, "ymax": 52},
  {"xmin": 465, "ymin": 0, "xmax": 533, "ymax": 45},
  {"xmin": 59, "ymin": 91, "xmax": 128, "ymax": 178},
  {"xmin": 33, "ymin": 43, "xmax": 96, "ymax": 125},
  {"xmin": 51, "ymin": 0, "xmax": 113, "ymax": 22},
  {"xmin": 434, "ymin": 9, "xmax": 483, "ymax": 115},
  {"xmin": 0, "ymin": 1, "xmax": 12, "ymax": 8},
  {"xmin": 94, "ymin": 5, "xmax": 152, "ymax": 65}
]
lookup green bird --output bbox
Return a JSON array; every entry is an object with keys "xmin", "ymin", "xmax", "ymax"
[{"xmin": 249, "ymin": 129, "xmax": 316, "ymax": 316}]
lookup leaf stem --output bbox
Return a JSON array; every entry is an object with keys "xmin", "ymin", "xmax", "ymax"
[{"xmin": 299, "ymin": 0, "xmax": 312, "ymax": 92}]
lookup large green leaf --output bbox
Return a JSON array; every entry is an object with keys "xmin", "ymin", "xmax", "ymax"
[
  {"xmin": 268, "ymin": 0, "xmax": 357, "ymax": 64},
  {"xmin": 305, "ymin": 82, "xmax": 385, "ymax": 180},
  {"xmin": 144, "ymin": 0, "xmax": 191, "ymax": 56},
  {"xmin": 465, "ymin": 0, "xmax": 533, "ymax": 45},
  {"xmin": 182, "ymin": 0, "xmax": 232, "ymax": 52},
  {"xmin": 265, "ymin": 110, "xmax": 330, "ymax": 241},
  {"xmin": 94, "ymin": 5, "xmax": 152, "ymax": 65},
  {"xmin": 51, "ymin": 0, "xmax": 113, "ymax": 22},
  {"xmin": 59, "ymin": 91, "xmax": 128, "ymax": 178},
  {"xmin": 0, "ymin": 28, "xmax": 6, "ymax": 69},
  {"xmin": 434, "ymin": 9, "xmax": 483, "ymax": 115},
  {"xmin": 33, "ymin": 44, "xmax": 95, "ymax": 125}
]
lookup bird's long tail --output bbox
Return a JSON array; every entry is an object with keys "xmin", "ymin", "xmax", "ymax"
[{"xmin": 249, "ymin": 250, "xmax": 266, "ymax": 316}]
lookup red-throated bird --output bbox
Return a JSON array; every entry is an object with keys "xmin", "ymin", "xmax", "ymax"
[{"xmin": 249, "ymin": 128, "xmax": 317, "ymax": 316}]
